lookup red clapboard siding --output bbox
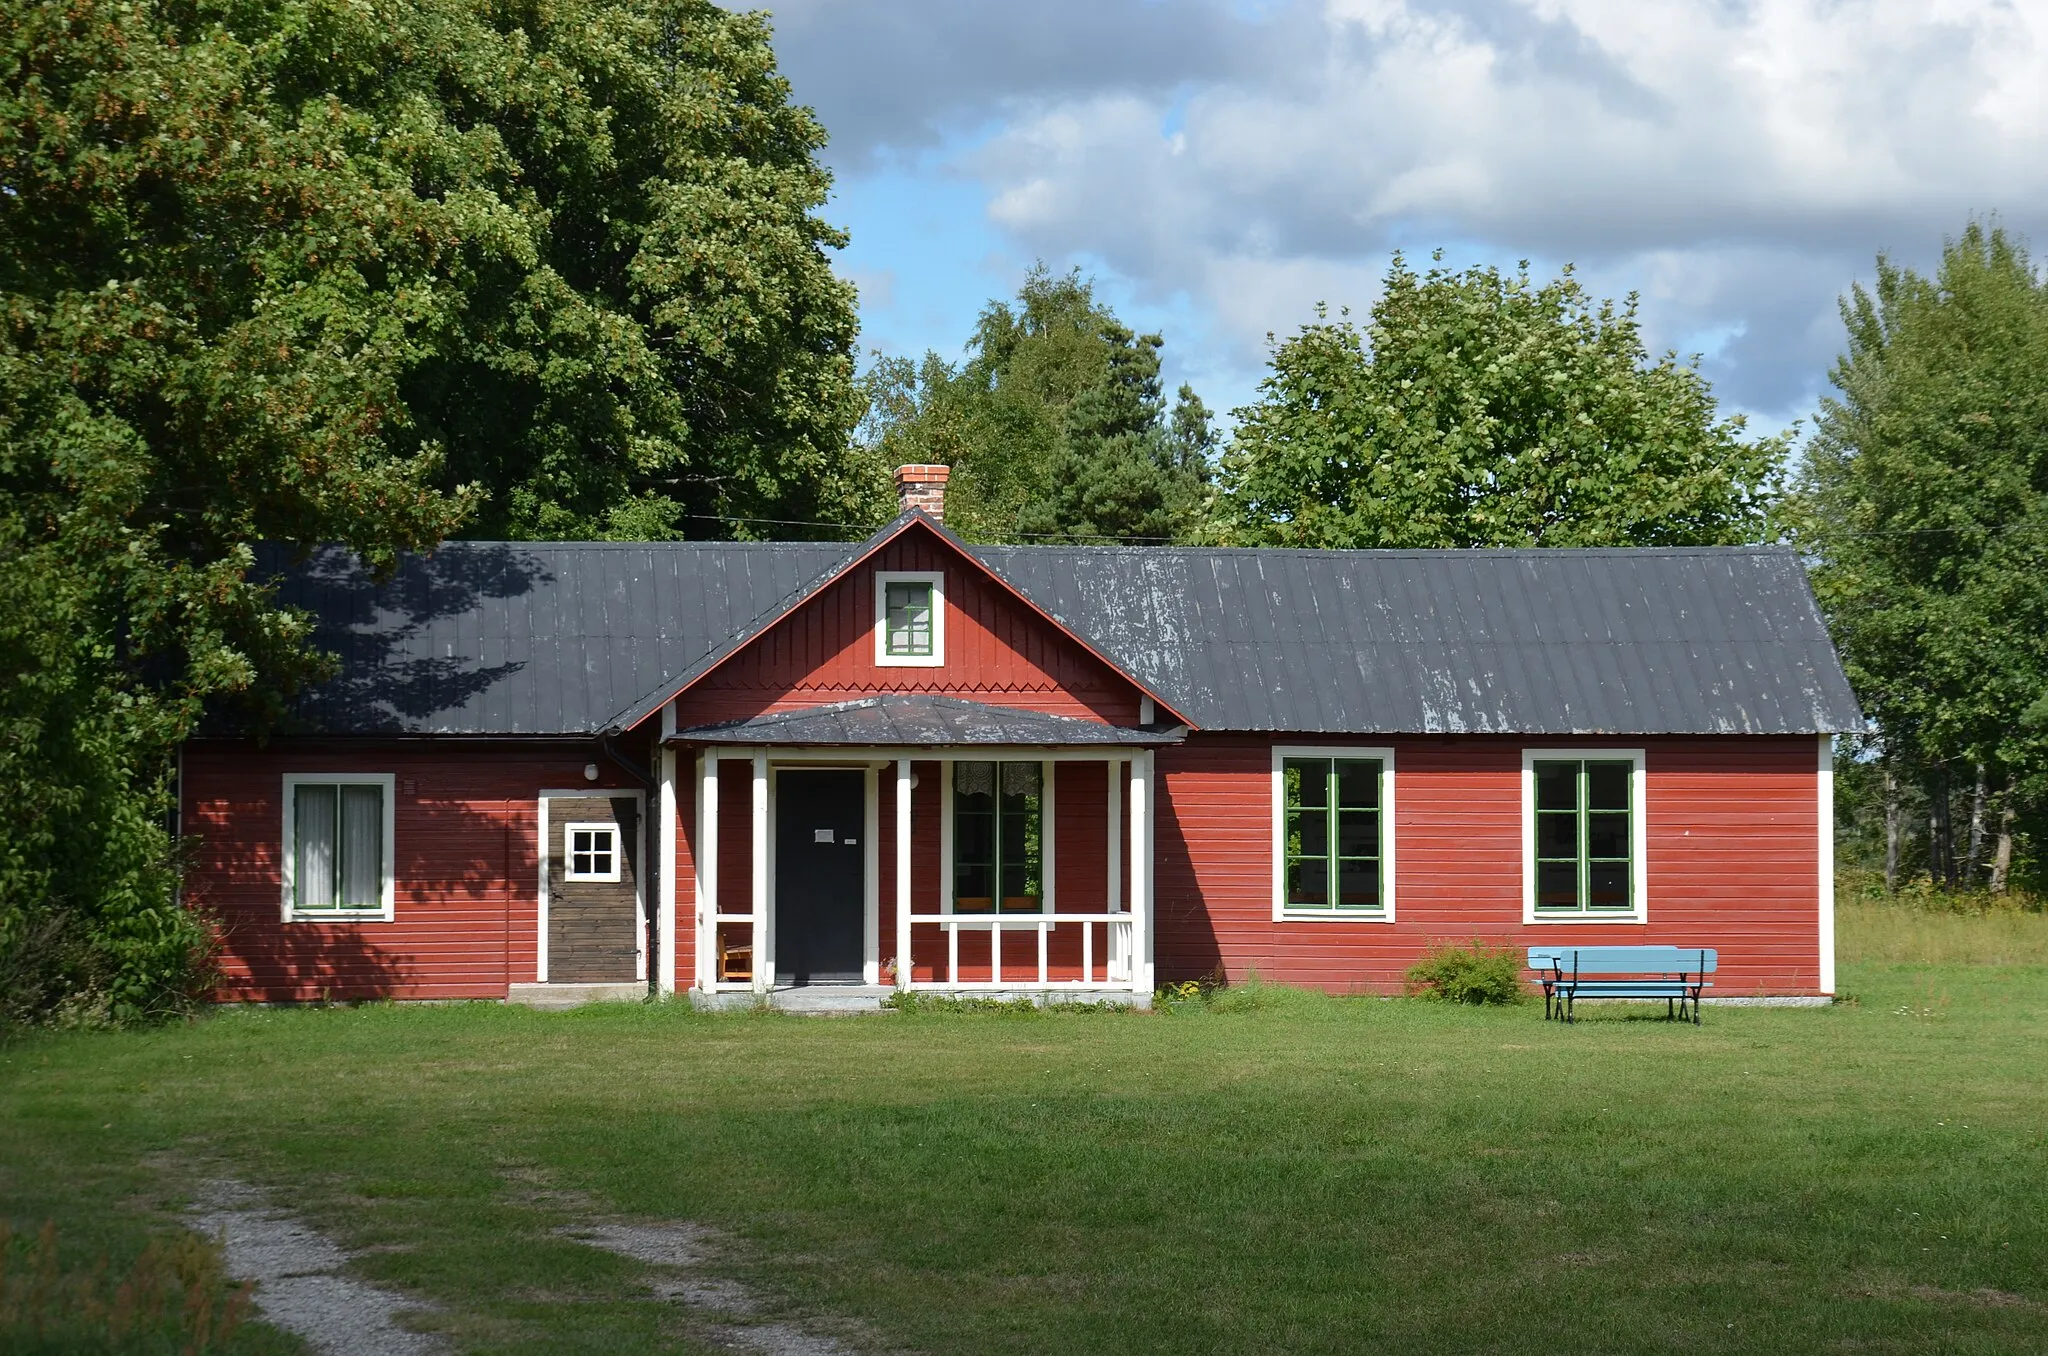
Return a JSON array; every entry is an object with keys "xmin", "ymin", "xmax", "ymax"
[
  {"xmin": 1154, "ymin": 733, "xmax": 1825, "ymax": 996},
  {"xmin": 183, "ymin": 739, "xmax": 656, "ymax": 1002},
  {"xmin": 676, "ymin": 530, "xmax": 1150, "ymax": 727}
]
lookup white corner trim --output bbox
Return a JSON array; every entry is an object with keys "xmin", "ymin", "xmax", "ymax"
[
  {"xmin": 1520, "ymin": 748, "xmax": 1648, "ymax": 925},
  {"xmin": 280, "ymin": 773, "xmax": 397, "ymax": 923},
  {"xmin": 1818, "ymin": 734, "xmax": 1836, "ymax": 995},
  {"xmin": 873, "ymin": 570, "xmax": 945, "ymax": 667},
  {"xmin": 1269, "ymin": 746, "xmax": 1397, "ymax": 923}
]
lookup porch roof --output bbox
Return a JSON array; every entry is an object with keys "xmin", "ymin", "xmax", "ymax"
[{"xmin": 669, "ymin": 695, "xmax": 1184, "ymax": 748}]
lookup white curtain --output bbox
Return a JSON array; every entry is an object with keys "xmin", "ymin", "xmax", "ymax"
[
  {"xmin": 295, "ymin": 784, "xmax": 338, "ymax": 910},
  {"xmin": 339, "ymin": 785, "xmax": 384, "ymax": 909}
]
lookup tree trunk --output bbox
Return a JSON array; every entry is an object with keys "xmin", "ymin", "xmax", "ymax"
[
  {"xmin": 1932, "ymin": 767, "xmax": 1956, "ymax": 888},
  {"xmin": 1990, "ymin": 797, "xmax": 2016, "ymax": 894},
  {"xmin": 1883, "ymin": 766, "xmax": 1902, "ymax": 892},
  {"xmin": 1964, "ymin": 763, "xmax": 1988, "ymax": 886}
]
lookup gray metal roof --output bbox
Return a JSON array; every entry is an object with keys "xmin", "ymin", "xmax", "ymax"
[
  {"xmin": 672, "ymin": 695, "xmax": 1185, "ymax": 747},
  {"xmin": 257, "ymin": 534, "xmax": 1861, "ymax": 738},
  {"xmin": 975, "ymin": 544, "xmax": 1863, "ymax": 736},
  {"xmin": 262, "ymin": 540, "xmax": 854, "ymax": 736}
]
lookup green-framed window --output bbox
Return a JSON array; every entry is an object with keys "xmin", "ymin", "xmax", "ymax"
[
  {"xmin": 953, "ymin": 761, "xmax": 1042, "ymax": 913},
  {"xmin": 883, "ymin": 580, "xmax": 934, "ymax": 657},
  {"xmin": 1533, "ymin": 759, "xmax": 1636, "ymax": 913},
  {"xmin": 1282, "ymin": 757, "xmax": 1384, "ymax": 912},
  {"xmin": 289, "ymin": 780, "xmax": 388, "ymax": 914}
]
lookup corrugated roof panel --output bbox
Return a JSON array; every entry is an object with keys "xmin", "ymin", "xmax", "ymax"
[{"xmin": 256, "ymin": 539, "xmax": 1862, "ymax": 738}]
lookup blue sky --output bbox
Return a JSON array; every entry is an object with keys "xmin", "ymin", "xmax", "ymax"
[{"xmin": 765, "ymin": 0, "xmax": 2048, "ymax": 437}]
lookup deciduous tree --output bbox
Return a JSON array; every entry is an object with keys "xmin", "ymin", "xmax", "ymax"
[
  {"xmin": 1217, "ymin": 253, "xmax": 1783, "ymax": 549},
  {"xmin": 0, "ymin": 0, "xmax": 864, "ymax": 1019},
  {"xmin": 858, "ymin": 267, "xmax": 1210, "ymax": 542},
  {"xmin": 1795, "ymin": 223, "xmax": 2048, "ymax": 890}
]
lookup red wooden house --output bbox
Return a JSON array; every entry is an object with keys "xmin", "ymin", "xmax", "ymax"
[{"xmin": 181, "ymin": 466, "xmax": 1862, "ymax": 1008}]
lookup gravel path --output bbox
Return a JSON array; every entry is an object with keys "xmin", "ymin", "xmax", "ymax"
[
  {"xmin": 561, "ymin": 1220, "xmax": 866, "ymax": 1355},
  {"xmin": 187, "ymin": 1180, "xmax": 442, "ymax": 1356}
]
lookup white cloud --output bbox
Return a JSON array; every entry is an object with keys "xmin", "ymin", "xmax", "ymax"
[
  {"xmin": 772, "ymin": 0, "xmax": 2048, "ymax": 421},
  {"xmin": 952, "ymin": 0, "xmax": 2048, "ymax": 416}
]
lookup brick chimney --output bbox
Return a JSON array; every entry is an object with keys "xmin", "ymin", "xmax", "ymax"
[{"xmin": 894, "ymin": 464, "xmax": 950, "ymax": 522}]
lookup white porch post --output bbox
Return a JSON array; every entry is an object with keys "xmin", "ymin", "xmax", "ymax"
[
  {"xmin": 751, "ymin": 752, "xmax": 769, "ymax": 995},
  {"xmin": 696, "ymin": 750, "xmax": 718, "ymax": 991},
  {"xmin": 657, "ymin": 701, "xmax": 678, "ymax": 994},
  {"xmin": 1130, "ymin": 749, "xmax": 1154, "ymax": 995},
  {"xmin": 895, "ymin": 758, "xmax": 913, "ymax": 989}
]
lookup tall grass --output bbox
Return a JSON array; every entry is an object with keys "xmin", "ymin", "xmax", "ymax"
[
  {"xmin": 1839, "ymin": 900, "xmax": 2048, "ymax": 967},
  {"xmin": 1837, "ymin": 867, "xmax": 2048, "ymax": 967},
  {"xmin": 0, "ymin": 1220, "xmax": 250, "ymax": 1355}
]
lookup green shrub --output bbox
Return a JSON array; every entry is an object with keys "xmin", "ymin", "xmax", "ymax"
[{"xmin": 1405, "ymin": 940, "xmax": 1525, "ymax": 1005}]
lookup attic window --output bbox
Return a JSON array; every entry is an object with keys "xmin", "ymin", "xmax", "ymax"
[{"xmin": 875, "ymin": 571, "xmax": 944, "ymax": 667}]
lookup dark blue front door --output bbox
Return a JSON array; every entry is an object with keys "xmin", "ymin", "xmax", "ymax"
[{"xmin": 774, "ymin": 770, "xmax": 865, "ymax": 984}]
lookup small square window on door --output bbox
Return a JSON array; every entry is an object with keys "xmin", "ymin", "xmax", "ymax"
[{"xmin": 564, "ymin": 823, "xmax": 621, "ymax": 882}]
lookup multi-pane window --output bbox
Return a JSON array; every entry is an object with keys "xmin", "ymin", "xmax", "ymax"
[
  {"xmin": 1533, "ymin": 759, "xmax": 1636, "ymax": 913},
  {"xmin": 953, "ymin": 761, "xmax": 1042, "ymax": 913},
  {"xmin": 565, "ymin": 824, "xmax": 619, "ymax": 881},
  {"xmin": 883, "ymin": 581, "xmax": 934, "ymax": 657},
  {"xmin": 289, "ymin": 780, "xmax": 388, "ymax": 915},
  {"xmin": 1282, "ymin": 757, "xmax": 1384, "ymax": 912}
]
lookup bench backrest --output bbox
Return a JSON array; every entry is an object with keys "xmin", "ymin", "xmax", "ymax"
[{"xmin": 1526, "ymin": 945, "xmax": 1717, "ymax": 974}]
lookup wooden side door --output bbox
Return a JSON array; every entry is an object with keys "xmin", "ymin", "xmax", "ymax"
[{"xmin": 545, "ymin": 795, "xmax": 641, "ymax": 983}]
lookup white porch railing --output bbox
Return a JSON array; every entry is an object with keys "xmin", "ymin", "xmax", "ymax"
[{"xmin": 904, "ymin": 913, "xmax": 1134, "ymax": 988}]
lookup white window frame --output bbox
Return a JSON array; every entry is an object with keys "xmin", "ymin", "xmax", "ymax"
[
  {"xmin": 874, "ymin": 570, "xmax": 945, "ymax": 667},
  {"xmin": 280, "ymin": 773, "xmax": 396, "ymax": 922},
  {"xmin": 1521, "ymin": 748, "xmax": 1649, "ymax": 925},
  {"xmin": 562, "ymin": 822, "xmax": 622, "ymax": 883},
  {"xmin": 1270, "ymin": 745, "xmax": 1397, "ymax": 923}
]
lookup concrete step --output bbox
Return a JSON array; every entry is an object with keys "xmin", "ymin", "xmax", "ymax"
[
  {"xmin": 506, "ymin": 982, "xmax": 646, "ymax": 1010},
  {"xmin": 688, "ymin": 985, "xmax": 1149, "ymax": 1013}
]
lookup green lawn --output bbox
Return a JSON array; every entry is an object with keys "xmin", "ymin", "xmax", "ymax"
[{"xmin": 5, "ymin": 905, "xmax": 2048, "ymax": 1354}]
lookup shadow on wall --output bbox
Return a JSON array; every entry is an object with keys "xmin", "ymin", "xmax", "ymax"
[
  {"xmin": 189, "ymin": 774, "xmax": 548, "ymax": 1002},
  {"xmin": 212, "ymin": 918, "xmax": 413, "ymax": 1003},
  {"xmin": 255, "ymin": 542, "xmax": 553, "ymax": 731},
  {"xmin": 1154, "ymin": 791, "xmax": 1225, "ymax": 985}
]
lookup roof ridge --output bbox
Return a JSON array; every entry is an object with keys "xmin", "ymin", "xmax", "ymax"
[{"xmin": 973, "ymin": 543, "xmax": 1793, "ymax": 558}]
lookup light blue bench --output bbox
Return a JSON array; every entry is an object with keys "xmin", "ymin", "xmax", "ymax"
[{"xmin": 1527, "ymin": 946, "xmax": 1717, "ymax": 1025}]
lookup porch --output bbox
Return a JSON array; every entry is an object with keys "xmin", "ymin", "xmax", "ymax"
[{"xmin": 664, "ymin": 695, "xmax": 1180, "ymax": 1003}]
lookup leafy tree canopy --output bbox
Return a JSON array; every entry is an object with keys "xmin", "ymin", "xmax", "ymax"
[
  {"xmin": 0, "ymin": 0, "xmax": 863, "ymax": 1019},
  {"xmin": 858, "ymin": 266, "xmax": 1211, "ymax": 542},
  {"xmin": 1793, "ymin": 223, "xmax": 2048, "ymax": 867},
  {"xmin": 1216, "ymin": 253, "xmax": 1785, "ymax": 548}
]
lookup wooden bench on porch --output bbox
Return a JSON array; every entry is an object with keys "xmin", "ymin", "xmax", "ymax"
[{"xmin": 1527, "ymin": 945, "xmax": 1717, "ymax": 1024}]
